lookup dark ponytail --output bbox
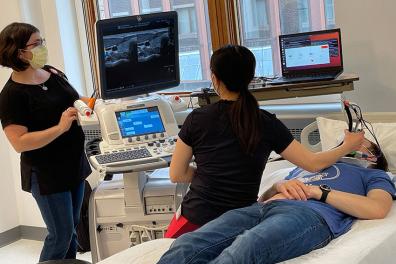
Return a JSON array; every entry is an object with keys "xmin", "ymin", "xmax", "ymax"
[{"xmin": 210, "ymin": 45, "xmax": 262, "ymax": 155}]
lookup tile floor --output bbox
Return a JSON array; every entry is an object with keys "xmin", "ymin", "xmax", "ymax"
[{"xmin": 0, "ymin": 239, "xmax": 92, "ymax": 264}]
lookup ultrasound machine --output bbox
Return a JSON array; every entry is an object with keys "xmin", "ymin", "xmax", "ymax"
[{"xmin": 83, "ymin": 11, "xmax": 189, "ymax": 262}]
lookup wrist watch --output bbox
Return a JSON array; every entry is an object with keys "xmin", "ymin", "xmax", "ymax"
[{"xmin": 319, "ymin": 184, "xmax": 332, "ymax": 202}]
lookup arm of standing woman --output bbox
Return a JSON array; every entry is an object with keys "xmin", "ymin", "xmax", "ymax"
[
  {"xmin": 280, "ymin": 130, "xmax": 365, "ymax": 172},
  {"xmin": 4, "ymin": 108, "xmax": 78, "ymax": 153}
]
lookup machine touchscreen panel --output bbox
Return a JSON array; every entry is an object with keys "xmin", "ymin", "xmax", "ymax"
[{"xmin": 116, "ymin": 106, "xmax": 165, "ymax": 138}]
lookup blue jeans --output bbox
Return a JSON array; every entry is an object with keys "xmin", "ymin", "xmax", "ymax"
[
  {"xmin": 158, "ymin": 201, "xmax": 333, "ymax": 264},
  {"xmin": 31, "ymin": 172, "xmax": 85, "ymax": 262}
]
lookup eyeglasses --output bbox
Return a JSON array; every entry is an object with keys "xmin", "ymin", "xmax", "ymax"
[{"xmin": 25, "ymin": 38, "xmax": 46, "ymax": 49}]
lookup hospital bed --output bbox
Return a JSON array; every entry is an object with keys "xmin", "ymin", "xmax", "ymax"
[{"xmin": 96, "ymin": 112, "xmax": 396, "ymax": 264}]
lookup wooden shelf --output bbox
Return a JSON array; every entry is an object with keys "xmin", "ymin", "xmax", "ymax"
[{"xmin": 193, "ymin": 73, "xmax": 359, "ymax": 107}]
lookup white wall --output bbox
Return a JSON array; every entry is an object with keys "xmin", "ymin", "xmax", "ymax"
[
  {"xmin": 55, "ymin": 0, "xmax": 86, "ymax": 95},
  {"xmin": 335, "ymin": 0, "xmax": 396, "ymax": 112},
  {"xmin": 0, "ymin": 132, "xmax": 20, "ymax": 233},
  {"xmin": 0, "ymin": 0, "xmax": 23, "ymax": 233}
]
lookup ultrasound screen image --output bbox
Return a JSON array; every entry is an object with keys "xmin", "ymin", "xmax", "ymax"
[{"xmin": 102, "ymin": 26, "xmax": 176, "ymax": 93}]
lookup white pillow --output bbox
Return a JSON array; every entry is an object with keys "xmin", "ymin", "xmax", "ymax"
[{"xmin": 316, "ymin": 117, "xmax": 396, "ymax": 173}]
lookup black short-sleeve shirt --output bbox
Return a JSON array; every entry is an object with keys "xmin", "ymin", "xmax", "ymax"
[
  {"xmin": 179, "ymin": 100, "xmax": 294, "ymax": 225},
  {"xmin": 0, "ymin": 66, "xmax": 91, "ymax": 195}
]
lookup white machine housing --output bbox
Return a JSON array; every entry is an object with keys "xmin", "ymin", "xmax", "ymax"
[
  {"xmin": 87, "ymin": 96, "xmax": 189, "ymax": 263},
  {"xmin": 96, "ymin": 96, "xmax": 179, "ymax": 148}
]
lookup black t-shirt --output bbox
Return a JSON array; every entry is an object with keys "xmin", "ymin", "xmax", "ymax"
[
  {"xmin": 0, "ymin": 66, "xmax": 91, "ymax": 195},
  {"xmin": 179, "ymin": 100, "xmax": 294, "ymax": 225}
]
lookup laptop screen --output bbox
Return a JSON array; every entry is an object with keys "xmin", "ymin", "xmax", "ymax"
[{"xmin": 279, "ymin": 29, "xmax": 343, "ymax": 76}]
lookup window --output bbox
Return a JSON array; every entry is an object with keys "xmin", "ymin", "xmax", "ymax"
[
  {"xmin": 171, "ymin": 2, "xmax": 202, "ymax": 82},
  {"xmin": 324, "ymin": 0, "xmax": 336, "ymax": 28},
  {"xmin": 175, "ymin": 6, "xmax": 197, "ymax": 35},
  {"xmin": 91, "ymin": 0, "xmax": 336, "ymax": 93},
  {"xmin": 237, "ymin": 0, "xmax": 336, "ymax": 77},
  {"xmin": 139, "ymin": 0, "xmax": 162, "ymax": 14},
  {"xmin": 279, "ymin": 0, "xmax": 311, "ymax": 34},
  {"xmin": 238, "ymin": 0, "xmax": 273, "ymax": 77},
  {"xmin": 100, "ymin": 0, "xmax": 132, "ymax": 18},
  {"xmin": 97, "ymin": 0, "xmax": 212, "ymax": 92}
]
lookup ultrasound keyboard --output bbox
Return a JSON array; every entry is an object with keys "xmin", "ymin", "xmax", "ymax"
[
  {"xmin": 88, "ymin": 136, "xmax": 177, "ymax": 174},
  {"xmin": 95, "ymin": 147, "xmax": 152, "ymax": 165}
]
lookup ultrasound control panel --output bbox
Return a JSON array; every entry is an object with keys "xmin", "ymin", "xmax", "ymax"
[{"xmin": 89, "ymin": 96, "xmax": 179, "ymax": 173}]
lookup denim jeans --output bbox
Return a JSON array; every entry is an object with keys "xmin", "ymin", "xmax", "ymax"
[
  {"xmin": 31, "ymin": 172, "xmax": 85, "ymax": 262},
  {"xmin": 157, "ymin": 201, "xmax": 333, "ymax": 264}
]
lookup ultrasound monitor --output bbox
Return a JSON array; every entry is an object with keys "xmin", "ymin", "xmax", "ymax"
[
  {"xmin": 115, "ymin": 107, "xmax": 165, "ymax": 138},
  {"xmin": 96, "ymin": 11, "xmax": 179, "ymax": 99}
]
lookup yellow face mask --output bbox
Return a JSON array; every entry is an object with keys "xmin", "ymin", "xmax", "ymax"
[{"xmin": 27, "ymin": 45, "xmax": 48, "ymax": 69}]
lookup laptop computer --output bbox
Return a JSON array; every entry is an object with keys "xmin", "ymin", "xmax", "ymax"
[{"xmin": 269, "ymin": 28, "xmax": 343, "ymax": 85}]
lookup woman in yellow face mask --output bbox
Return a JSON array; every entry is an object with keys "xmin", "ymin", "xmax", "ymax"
[{"xmin": 0, "ymin": 22, "xmax": 91, "ymax": 262}]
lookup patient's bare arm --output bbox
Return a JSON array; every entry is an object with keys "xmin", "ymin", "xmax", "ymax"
[
  {"xmin": 258, "ymin": 179, "xmax": 311, "ymax": 202},
  {"xmin": 280, "ymin": 131, "xmax": 364, "ymax": 173},
  {"xmin": 258, "ymin": 179, "xmax": 393, "ymax": 219},
  {"xmin": 308, "ymin": 186, "xmax": 393, "ymax": 219}
]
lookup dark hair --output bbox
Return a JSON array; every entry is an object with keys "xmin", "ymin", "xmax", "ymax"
[
  {"xmin": 369, "ymin": 142, "xmax": 388, "ymax": 171},
  {"xmin": 0, "ymin": 22, "xmax": 39, "ymax": 71},
  {"xmin": 210, "ymin": 45, "xmax": 262, "ymax": 155}
]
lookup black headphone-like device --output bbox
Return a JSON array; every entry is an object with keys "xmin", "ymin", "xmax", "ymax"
[{"xmin": 342, "ymin": 99, "xmax": 383, "ymax": 159}]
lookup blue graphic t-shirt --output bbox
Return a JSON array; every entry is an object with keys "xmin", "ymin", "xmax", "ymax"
[{"xmin": 281, "ymin": 162, "xmax": 396, "ymax": 237}]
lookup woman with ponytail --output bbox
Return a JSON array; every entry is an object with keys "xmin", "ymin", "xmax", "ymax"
[{"xmin": 165, "ymin": 45, "xmax": 364, "ymax": 238}]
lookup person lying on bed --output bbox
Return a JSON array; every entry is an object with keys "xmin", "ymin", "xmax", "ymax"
[{"xmin": 157, "ymin": 138, "xmax": 396, "ymax": 264}]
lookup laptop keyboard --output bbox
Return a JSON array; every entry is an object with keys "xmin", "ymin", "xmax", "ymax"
[
  {"xmin": 288, "ymin": 75, "xmax": 333, "ymax": 81},
  {"xmin": 269, "ymin": 74, "xmax": 336, "ymax": 85}
]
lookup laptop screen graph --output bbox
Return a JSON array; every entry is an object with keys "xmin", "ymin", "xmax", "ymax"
[
  {"xmin": 285, "ymin": 44, "xmax": 330, "ymax": 68},
  {"xmin": 280, "ymin": 29, "xmax": 342, "ymax": 75}
]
